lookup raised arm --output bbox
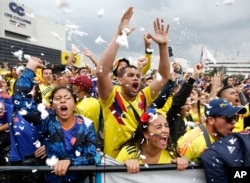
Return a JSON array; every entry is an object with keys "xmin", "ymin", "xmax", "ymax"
[
  {"xmin": 83, "ymin": 48, "xmax": 98, "ymax": 68},
  {"xmin": 140, "ymin": 33, "xmax": 152, "ymax": 76},
  {"xmin": 208, "ymin": 72, "xmax": 223, "ymax": 101},
  {"xmin": 66, "ymin": 45, "xmax": 79, "ymax": 67},
  {"xmin": 96, "ymin": 7, "xmax": 135, "ymax": 100},
  {"xmin": 148, "ymin": 18, "xmax": 170, "ymax": 99}
]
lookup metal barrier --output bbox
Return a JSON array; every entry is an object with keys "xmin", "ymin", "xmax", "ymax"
[
  {"xmin": 0, "ymin": 163, "xmax": 202, "ymax": 172},
  {"xmin": 0, "ymin": 163, "xmax": 205, "ymax": 183}
]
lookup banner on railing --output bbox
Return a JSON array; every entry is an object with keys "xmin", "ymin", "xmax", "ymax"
[{"xmin": 96, "ymin": 168, "xmax": 206, "ymax": 183}]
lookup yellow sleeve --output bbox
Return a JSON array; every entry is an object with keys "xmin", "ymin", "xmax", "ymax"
[
  {"xmin": 178, "ymin": 128, "xmax": 211, "ymax": 162},
  {"xmin": 161, "ymin": 95, "xmax": 173, "ymax": 114},
  {"xmin": 243, "ymin": 105, "xmax": 249, "ymax": 118},
  {"xmin": 141, "ymin": 53, "xmax": 152, "ymax": 76},
  {"xmin": 116, "ymin": 145, "xmax": 139, "ymax": 163}
]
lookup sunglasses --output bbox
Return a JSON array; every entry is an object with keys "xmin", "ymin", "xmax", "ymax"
[{"xmin": 213, "ymin": 114, "xmax": 239, "ymax": 123}]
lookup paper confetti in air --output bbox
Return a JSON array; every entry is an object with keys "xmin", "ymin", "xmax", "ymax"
[
  {"xmin": 173, "ymin": 17, "xmax": 180, "ymax": 25},
  {"xmin": 24, "ymin": 54, "xmax": 31, "ymax": 60},
  {"xmin": 56, "ymin": 0, "xmax": 70, "ymax": 8},
  {"xmin": 139, "ymin": 27, "xmax": 145, "ymax": 32},
  {"xmin": 97, "ymin": 8, "xmax": 104, "ymax": 18},
  {"xmin": 75, "ymin": 150, "xmax": 81, "ymax": 157},
  {"xmin": 62, "ymin": 7, "xmax": 73, "ymax": 14},
  {"xmin": 116, "ymin": 29, "xmax": 129, "ymax": 48},
  {"xmin": 46, "ymin": 155, "xmax": 59, "ymax": 167},
  {"xmin": 12, "ymin": 50, "xmax": 23, "ymax": 60},
  {"xmin": 33, "ymin": 140, "xmax": 41, "ymax": 148},
  {"xmin": 95, "ymin": 35, "xmax": 107, "ymax": 45},
  {"xmin": 37, "ymin": 103, "xmax": 49, "ymax": 119},
  {"xmin": 155, "ymin": 72, "xmax": 162, "ymax": 81},
  {"xmin": 222, "ymin": 0, "xmax": 235, "ymax": 6},
  {"xmin": 50, "ymin": 31, "xmax": 62, "ymax": 41}
]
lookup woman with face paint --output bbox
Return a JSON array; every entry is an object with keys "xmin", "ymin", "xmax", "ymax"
[{"xmin": 116, "ymin": 108, "xmax": 188, "ymax": 174}]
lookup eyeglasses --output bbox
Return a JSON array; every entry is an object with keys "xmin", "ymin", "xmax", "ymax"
[{"xmin": 213, "ymin": 114, "xmax": 239, "ymax": 123}]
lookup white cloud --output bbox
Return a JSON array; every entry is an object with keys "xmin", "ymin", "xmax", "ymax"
[{"xmin": 17, "ymin": 0, "xmax": 250, "ymax": 66}]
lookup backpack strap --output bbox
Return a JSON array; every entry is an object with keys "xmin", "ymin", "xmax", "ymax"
[
  {"xmin": 97, "ymin": 104, "xmax": 104, "ymax": 151},
  {"xmin": 199, "ymin": 124, "xmax": 211, "ymax": 147}
]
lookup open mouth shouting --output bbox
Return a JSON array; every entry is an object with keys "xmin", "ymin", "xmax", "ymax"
[{"xmin": 131, "ymin": 82, "xmax": 140, "ymax": 93}]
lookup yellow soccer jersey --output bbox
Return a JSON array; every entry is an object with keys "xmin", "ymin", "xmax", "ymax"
[
  {"xmin": 178, "ymin": 124, "xmax": 215, "ymax": 162},
  {"xmin": 75, "ymin": 97, "xmax": 101, "ymax": 133},
  {"xmin": 189, "ymin": 106, "xmax": 205, "ymax": 122},
  {"xmin": 233, "ymin": 105, "xmax": 249, "ymax": 132},
  {"xmin": 116, "ymin": 145, "xmax": 172, "ymax": 164},
  {"xmin": 161, "ymin": 95, "xmax": 173, "ymax": 114},
  {"xmin": 233, "ymin": 115, "xmax": 244, "ymax": 132},
  {"xmin": 100, "ymin": 86, "xmax": 153, "ymax": 158},
  {"xmin": 39, "ymin": 83, "xmax": 53, "ymax": 106},
  {"xmin": 8, "ymin": 77, "xmax": 16, "ymax": 96}
]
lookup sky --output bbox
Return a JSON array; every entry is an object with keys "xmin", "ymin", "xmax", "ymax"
[{"xmin": 16, "ymin": 0, "xmax": 250, "ymax": 67}]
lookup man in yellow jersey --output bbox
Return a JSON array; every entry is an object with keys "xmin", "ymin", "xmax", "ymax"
[
  {"xmin": 52, "ymin": 64, "xmax": 72, "ymax": 88},
  {"xmin": 217, "ymin": 85, "xmax": 250, "ymax": 132},
  {"xmin": 69, "ymin": 74, "xmax": 101, "ymax": 133},
  {"xmin": 178, "ymin": 98, "xmax": 246, "ymax": 162},
  {"xmin": 69, "ymin": 74, "xmax": 103, "ymax": 150},
  {"xmin": 208, "ymin": 72, "xmax": 249, "ymax": 132},
  {"xmin": 39, "ymin": 67, "xmax": 54, "ymax": 106},
  {"xmin": 96, "ymin": 7, "xmax": 170, "ymax": 158}
]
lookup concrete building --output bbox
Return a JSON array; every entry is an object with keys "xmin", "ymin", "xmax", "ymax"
[
  {"xmin": 0, "ymin": 0, "xmax": 80, "ymax": 66},
  {"xmin": 205, "ymin": 56, "xmax": 250, "ymax": 78}
]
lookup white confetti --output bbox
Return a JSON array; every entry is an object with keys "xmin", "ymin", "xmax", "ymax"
[
  {"xmin": 173, "ymin": 17, "xmax": 180, "ymax": 25},
  {"xmin": 222, "ymin": 0, "xmax": 235, "ymax": 6},
  {"xmin": 75, "ymin": 150, "xmax": 81, "ymax": 157},
  {"xmin": 62, "ymin": 7, "xmax": 73, "ymax": 14},
  {"xmin": 19, "ymin": 109, "xmax": 27, "ymax": 115},
  {"xmin": 46, "ymin": 155, "xmax": 59, "ymax": 167},
  {"xmin": 97, "ymin": 8, "xmax": 104, "ymax": 18},
  {"xmin": 12, "ymin": 50, "xmax": 23, "ymax": 60},
  {"xmin": 116, "ymin": 30, "xmax": 129, "ymax": 48},
  {"xmin": 215, "ymin": 2, "xmax": 220, "ymax": 7},
  {"xmin": 33, "ymin": 140, "xmax": 41, "ymax": 148},
  {"xmin": 139, "ymin": 27, "xmax": 145, "ymax": 32},
  {"xmin": 56, "ymin": 0, "xmax": 70, "ymax": 8},
  {"xmin": 71, "ymin": 44, "xmax": 80, "ymax": 54},
  {"xmin": 50, "ymin": 31, "xmax": 62, "ymax": 41},
  {"xmin": 24, "ymin": 54, "xmax": 31, "ymax": 60},
  {"xmin": 155, "ymin": 72, "xmax": 162, "ymax": 81},
  {"xmin": 32, "ymin": 169, "xmax": 38, "ymax": 173},
  {"xmin": 95, "ymin": 35, "xmax": 107, "ymax": 45}
]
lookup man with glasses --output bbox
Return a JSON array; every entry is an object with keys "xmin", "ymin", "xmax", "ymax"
[
  {"xmin": 201, "ymin": 129, "xmax": 250, "ymax": 183},
  {"xmin": 178, "ymin": 98, "xmax": 246, "ymax": 162}
]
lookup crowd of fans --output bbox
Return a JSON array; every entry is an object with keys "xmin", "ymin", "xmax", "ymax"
[{"xmin": 0, "ymin": 6, "xmax": 250, "ymax": 183}]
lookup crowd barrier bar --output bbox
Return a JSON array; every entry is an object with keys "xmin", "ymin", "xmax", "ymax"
[{"xmin": 0, "ymin": 163, "xmax": 202, "ymax": 173}]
